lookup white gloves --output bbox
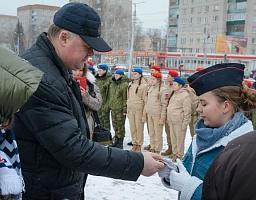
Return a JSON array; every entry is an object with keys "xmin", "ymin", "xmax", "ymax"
[
  {"xmin": 158, "ymin": 158, "xmax": 178, "ymax": 187},
  {"xmin": 159, "ymin": 158, "xmax": 203, "ymax": 196},
  {"xmin": 169, "ymin": 159, "xmax": 190, "ymax": 191}
]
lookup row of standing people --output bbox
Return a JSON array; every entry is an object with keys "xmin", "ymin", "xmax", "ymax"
[
  {"xmin": 88, "ymin": 62, "xmax": 199, "ymax": 160},
  {"xmin": 141, "ymin": 66, "xmax": 199, "ymax": 160}
]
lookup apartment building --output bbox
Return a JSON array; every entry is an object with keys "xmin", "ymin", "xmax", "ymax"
[
  {"xmin": 17, "ymin": 4, "xmax": 60, "ymax": 48},
  {"xmin": 69, "ymin": 0, "xmax": 132, "ymax": 51},
  {"xmin": 168, "ymin": 0, "xmax": 256, "ymax": 55},
  {"xmin": 0, "ymin": 15, "xmax": 18, "ymax": 50}
]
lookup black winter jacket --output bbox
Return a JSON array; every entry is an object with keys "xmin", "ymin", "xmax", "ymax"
[
  {"xmin": 202, "ymin": 131, "xmax": 256, "ymax": 200},
  {"xmin": 13, "ymin": 33, "xmax": 144, "ymax": 199}
]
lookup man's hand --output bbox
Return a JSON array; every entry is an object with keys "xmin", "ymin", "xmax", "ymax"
[{"xmin": 141, "ymin": 152, "xmax": 165, "ymax": 176}]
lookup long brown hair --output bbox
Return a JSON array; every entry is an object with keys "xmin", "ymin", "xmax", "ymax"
[{"xmin": 211, "ymin": 84, "xmax": 256, "ymax": 112}]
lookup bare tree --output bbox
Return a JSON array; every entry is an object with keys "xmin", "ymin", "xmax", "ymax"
[
  {"xmin": 146, "ymin": 28, "xmax": 163, "ymax": 51},
  {"xmin": 133, "ymin": 20, "xmax": 144, "ymax": 51},
  {"xmin": 13, "ymin": 21, "xmax": 26, "ymax": 55}
]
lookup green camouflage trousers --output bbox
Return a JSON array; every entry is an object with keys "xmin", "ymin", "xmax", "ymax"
[
  {"xmin": 98, "ymin": 107, "xmax": 111, "ymax": 130},
  {"xmin": 111, "ymin": 110, "xmax": 126, "ymax": 138}
]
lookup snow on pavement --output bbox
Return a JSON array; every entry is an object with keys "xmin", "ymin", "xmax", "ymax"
[{"xmin": 85, "ymin": 118, "xmax": 192, "ymax": 200}]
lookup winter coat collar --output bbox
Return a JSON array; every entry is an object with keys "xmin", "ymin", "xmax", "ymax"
[
  {"xmin": 36, "ymin": 32, "xmax": 72, "ymax": 85},
  {"xmin": 192, "ymin": 120, "xmax": 253, "ymax": 157}
]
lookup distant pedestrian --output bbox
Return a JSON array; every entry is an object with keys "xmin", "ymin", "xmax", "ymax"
[
  {"xmin": 109, "ymin": 70, "xmax": 129, "ymax": 149},
  {"xmin": 161, "ymin": 70, "xmax": 179, "ymax": 157},
  {"xmin": 72, "ymin": 64, "xmax": 102, "ymax": 139},
  {"xmin": 127, "ymin": 68, "xmax": 148, "ymax": 152},
  {"xmin": 143, "ymin": 71, "xmax": 168, "ymax": 154},
  {"xmin": 95, "ymin": 63, "xmax": 112, "ymax": 130},
  {"xmin": 167, "ymin": 77, "xmax": 192, "ymax": 161}
]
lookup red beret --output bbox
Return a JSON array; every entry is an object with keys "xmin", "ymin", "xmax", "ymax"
[
  {"xmin": 151, "ymin": 71, "xmax": 162, "ymax": 79},
  {"xmin": 168, "ymin": 70, "xmax": 179, "ymax": 77},
  {"xmin": 196, "ymin": 67, "xmax": 204, "ymax": 71},
  {"xmin": 243, "ymin": 80, "xmax": 252, "ymax": 88},
  {"xmin": 87, "ymin": 60, "xmax": 94, "ymax": 66},
  {"xmin": 151, "ymin": 65, "xmax": 161, "ymax": 72}
]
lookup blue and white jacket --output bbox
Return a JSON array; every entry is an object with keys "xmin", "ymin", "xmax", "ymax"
[{"xmin": 180, "ymin": 120, "xmax": 253, "ymax": 200}]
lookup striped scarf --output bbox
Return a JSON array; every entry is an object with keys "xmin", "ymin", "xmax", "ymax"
[{"xmin": 0, "ymin": 129, "xmax": 24, "ymax": 199}]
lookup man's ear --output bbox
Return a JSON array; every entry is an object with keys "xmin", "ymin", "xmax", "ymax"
[{"xmin": 58, "ymin": 31, "xmax": 69, "ymax": 46}]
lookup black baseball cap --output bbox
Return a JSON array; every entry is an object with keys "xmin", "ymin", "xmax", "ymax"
[{"xmin": 53, "ymin": 3, "xmax": 112, "ymax": 52}]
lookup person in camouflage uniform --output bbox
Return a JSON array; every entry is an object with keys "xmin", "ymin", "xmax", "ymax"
[
  {"xmin": 109, "ymin": 70, "xmax": 129, "ymax": 149},
  {"xmin": 95, "ymin": 64, "xmax": 112, "ymax": 130}
]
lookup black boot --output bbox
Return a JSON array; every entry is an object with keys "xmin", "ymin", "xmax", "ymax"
[
  {"xmin": 116, "ymin": 138, "xmax": 124, "ymax": 149},
  {"xmin": 127, "ymin": 141, "xmax": 133, "ymax": 146},
  {"xmin": 109, "ymin": 136, "xmax": 118, "ymax": 147}
]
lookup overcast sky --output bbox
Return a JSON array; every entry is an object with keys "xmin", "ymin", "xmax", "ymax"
[{"xmin": 0, "ymin": 0, "xmax": 168, "ymax": 30}]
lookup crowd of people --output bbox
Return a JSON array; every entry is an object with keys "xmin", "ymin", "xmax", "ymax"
[{"xmin": 2, "ymin": 2, "xmax": 256, "ymax": 200}]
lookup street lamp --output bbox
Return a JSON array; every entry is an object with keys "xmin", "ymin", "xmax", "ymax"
[
  {"xmin": 179, "ymin": 64, "xmax": 184, "ymax": 76},
  {"xmin": 127, "ymin": 1, "xmax": 145, "ymax": 79}
]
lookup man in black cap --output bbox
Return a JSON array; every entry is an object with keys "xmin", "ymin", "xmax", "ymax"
[{"xmin": 12, "ymin": 3, "xmax": 164, "ymax": 199}]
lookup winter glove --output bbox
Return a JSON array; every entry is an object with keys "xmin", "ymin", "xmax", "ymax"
[
  {"xmin": 169, "ymin": 159, "xmax": 202, "ymax": 194},
  {"xmin": 159, "ymin": 158, "xmax": 178, "ymax": 188},
  {"xmin": 158, "ymin": 117, "xmax": 166, "ymax": 125},
  {"xmin": 158, "ymin": 158, "xmax": 178, "ymax": 179}
]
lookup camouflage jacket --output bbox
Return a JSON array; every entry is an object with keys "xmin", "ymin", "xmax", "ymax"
[{"xmin": 108, "ymin": 75, "xmax": 129, "ymax": 113}]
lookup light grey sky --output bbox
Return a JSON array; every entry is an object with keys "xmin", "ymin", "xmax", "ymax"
[{"xmin": 0, "ymin": 0, "xmax": 168, "ymax": 30}]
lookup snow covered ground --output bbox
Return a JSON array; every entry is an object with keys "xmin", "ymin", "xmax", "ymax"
[{"xmin": 85, "ymin": 118, "xmax": 193, "ymax": 200}]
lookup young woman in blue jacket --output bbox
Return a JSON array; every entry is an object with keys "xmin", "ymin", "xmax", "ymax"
[{"xmin": 159, "ymin": 63, "xmax": 256, "ymax": 200}]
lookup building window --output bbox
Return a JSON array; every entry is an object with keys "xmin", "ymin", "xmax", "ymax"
[
  {"xmin": 197, "ymin": 7, "xmax": 202, "ymax": 13},
  {"xmin": 204, "ymin": 16, "xmax": 209, "ymax": 23},
  {"xmin": 196, "ymin": 38, "xmax": 200, "ymax": 43},
  {"xmin": 253, "ymin": 15, "xmax": 256, "ymax": 22},
  {"xmin": 205, "ymin": 6, "xmax": 209, "ymax": 12},
  {"xmin": 182, "ymin": 9, "xmax": 187, "ymax": 14},
  {"xmin": 192, "ymin": 0, "xmax": 195, "ymax": 3},
  {"xmin": 253, "ymin": 26, "xmax": 256, "ymax": 33},
  {"xmin": 181, "ymin": 38, "xmax": 186, "ymax": 44},
  {"xmin": 252, "ymin": 38, "xmax": 256, "ymax": 44},
  {"xmin": 191, "ymin": 8, "xmax": 195, "ymax": 14},
  {"xmin": 213, "ymin": 16, "xmax": 219, "ymax": 22},
  {"xmin": 189, "ymin": 38, "xmax": 193, "ymax": 43},
  {"xmin": 183, "ymin": 0, "xmax": 188, "ymax": 4},
  {"xmin": 213, "ymin": 5, "xmax": 220, "ymax": 11},
  {"xmin": 237, "ymin": 2, "xmax": 246, "ymax": 9},
  {"xmin": 190, "ymin": 17, "xmax": 194, "ymax": 24},
  {"xmin": 196, "ymin": 27, "xmax": 200, "ymax": 33},
  {"xmin": 196, "ymin": 48, "xmax": 200, "ymax": 53},
  {"xmin": 182, "ymin": 18, "xmax": 187, "ymax": 24},
  {"xmin": 197, "ymin": 17, "xmax": 201, "ymax": 23}
]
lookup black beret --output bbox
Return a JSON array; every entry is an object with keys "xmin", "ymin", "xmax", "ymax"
[{"xmin": 188, "ymin": 63, "xmax": 245, "ymax": 96}]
